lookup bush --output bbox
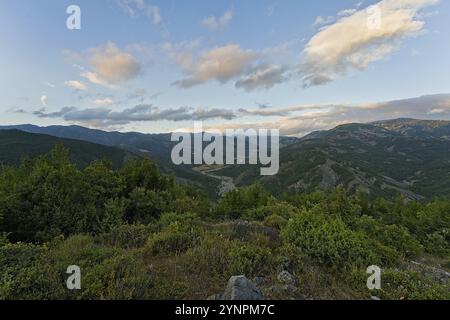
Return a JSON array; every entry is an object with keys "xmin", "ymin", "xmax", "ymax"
[
  {"xmin": 183, "ymin": 235, "xmax": 234, "ymax": 279},
  {"xmin": 81, "ymin": 251, "xmax": 155, "ymax": 300},
  {"xmin": 424, "ymin": 232, "xmax": 449, "ymax": 257},
  {"xmin": 355, "ymin": 215, "xmax": 423, "ymax": 258},
  {"xmin": 263, "ymin": 214, "xmax": 288, "ymax": 230},
  {"xmin": 214, "ymin": 184, "xmax": 271, "ymax": 219},
  {"xmin": 229, "ymin": 244, "xmax": 273, "ymax": 277},
  {"xmin": 158, "ymin": 212, "xmax": 200, "ymax": 229},
  {"xmin": 282, "ymin": 209, "xmax": 379, "ymax": 269},
  {"xmin": 146, "ymin": 223, "xmax": 201, "ymax": 256},
  {"xmin": 244, "ymin": 202, "xmax": 298, "ymax": 221},
  {"xmin": 97, "ymin": 224, "xmax": 156, "ymax": 249}
]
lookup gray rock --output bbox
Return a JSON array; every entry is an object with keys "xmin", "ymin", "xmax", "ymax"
[
  {"xmin": 223, "ymin": 276, "xmax": 264, "ymax": 300},
  {"xmin": 268, "ymin": 285, "xmax": 304, "ymax": 300},
  {"xmin": 207, "ymin": 294, "xmax": 224, "ymax": 300},
  {"xmin": 371, "ymin": 296, "xmax": 381, "ymax": 301},
  {"xmin": 253, "ymin": 277, "xmax": 265, "ymax": 286},
  {"xmin": 277, "ymin": 271, "xmax": 297, "ymax": 285}
]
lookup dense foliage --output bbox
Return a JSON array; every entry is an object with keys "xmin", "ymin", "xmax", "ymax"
[{"xmin": 0, "ymin": 146, "xmax": 448, "ymax": 300}]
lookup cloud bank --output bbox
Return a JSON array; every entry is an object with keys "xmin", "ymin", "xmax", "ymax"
[
  {"xmin": 34, "ymin": 104, "xmax": 237, "ymax": 127},
  {"xmin": 31, "ymin": 94, "xmax": 450, "ymax": 134},
  {"xmin": 301, "ymin": 0, "xmax": 439, "ymax": 87}
]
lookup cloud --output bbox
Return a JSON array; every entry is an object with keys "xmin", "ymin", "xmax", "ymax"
[
  {"xmin": 94, "ymin": 98, "xmax": 114, "ymax": 106},
  {"xmin": 313, "ymin": 15, "xmax": 335, "ymax": 28},
  {"xmin": 30, "ymin": 94, "xmax": 450, "ymax": 133},
  {"xmin": 40, "ymin": 95, "xmax": 48, "ymax": 107},
  {"xmin": 81, "ymin": 72, "xmax": 116, "ymax": 89},
  {"xmin": 44, "ymin": 82, "xmax": 55, "ymax": 88},
  {"xmin": 64, "ymin": 80, "xmax": 88, "ymax": 91},
  {"xmin": 34, "ymin": 107, "xmax": 77, "ymax": 118},
  {"xmin": 174, "ymin": 44, "xmax": 257, "ymax": 88},
  {"xmin": 117, "ymin": 0, "xmax": 162, "ymax": 24},
  {"xmin": 85, "ymin": 42, "xmax": 142, "ymax": 87},
  {"xmin": 238, "ymin": 94, "xmax": 450, "ymax": 136},
  {"xmin": 301, "ymin": 0, "xmax": 439, "ymax": 87},
  {"xmin": 202, "ymin": 10, "xmax": 234, "ymax": 31},
  {"xmin": 235, "ymin": 65, "xmax": 288, "ymax": 91},
  {"xmin": 167, "ymin": 40, "xmax": 298, "ymax": 91},
  {"xmin": 338, "ymin": 8, "xmax": 357, "ymax": 17},
  {"xmin": 33, "ymin": 104, "xmax": 238, "ymax": 127},
  {"xmin": 64, "ymin": 43, "xmax": 142, "ymax": 89}
]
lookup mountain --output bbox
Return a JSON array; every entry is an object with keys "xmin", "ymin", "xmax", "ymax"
[
  {"xmin": 3, "ymin": 119, "xmax": 450, "ymax": 200},
  {"xmin": 0, "ymin": 124, "xmax": 225, "ymax": 198},
  {"xmin": 0, "ymin": 124, "xmax": 300, "ymax": 198},
  {"xmin": 212, "ymin": 120, "xmax": 450, "ymax": 200},
  {"xmin": 371, "ymin": 118, "xmax": 450, "ymax": 140},
  {"xmin": 0, "ymin": 124, "xmax": 173, "ymax": 161},
  {"xmin": 0, "ymin": 129, "xmax": 136, "ymax": 168}
]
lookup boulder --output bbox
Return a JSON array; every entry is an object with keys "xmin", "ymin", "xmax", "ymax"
[{"xmin": 222, "ymin": 276, "xmax": 264, "ymax": 300}]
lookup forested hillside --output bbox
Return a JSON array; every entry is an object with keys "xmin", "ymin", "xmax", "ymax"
[
  {"xmin": 0, "ymin": 147, "xmax": 448, "ymax": 300},
  {"xmin": 0, "ymin": 129, "xmax": 135, "ymax": 168},
  {"xmin": 215, "ymin": 121, "xmax": 450, "ymax": 200}
]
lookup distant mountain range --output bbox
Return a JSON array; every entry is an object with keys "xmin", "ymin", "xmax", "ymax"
[
  {"xmin": 2, "ymin": 118, "xmax": 450, "ymax": 200},
  {"xmin": 214, "ymin": 119, "xmax": 450, "ymax": 200}
]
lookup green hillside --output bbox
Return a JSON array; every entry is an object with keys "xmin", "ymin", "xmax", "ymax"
[
  {"xmin": 214, "ymin": 120, "xmax": 450, "ymax": 200},
  {"xmin": 0, "ymin": 129, "xmax": 136, "ymax": 168},
  {"xmin": 0, "ymin": 146, "xmax": 448, "ymax": 300}
]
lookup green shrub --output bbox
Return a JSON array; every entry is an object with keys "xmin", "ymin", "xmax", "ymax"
[
  {"xmin": 146, "ymin": 223, "xmax": 201, "ymax": 256},
  {"xmin": 243, "ymin": 202, "xmax": 298, "ymax": 221},
  {"xmin": 263, "ymin": 214, "xmax": 288, "ymax": 230},
  {"xmin": 356, "ymin": 215, "xmax": 423, "ymax": 258},
  {"xmin": 158, "ymin": 212, "xmax": 200, "ymax": 228},
  {"xmin": 380, "ymin": 269, "xmax": 450, "ymax": 300},
  {"xmin": 229, "ymin": 244, "xmax": 273, "ymax": 277},
  {"xmin": 81, "ymin": 251, "xmax": 155, "ymax": 300},
  {"xmin": 214, "ymin": 184, "xmax": 271, "ymax": 219},
  {"xmin": 424, "ymin": 232, "xmax": 449, "ymax": 257},
  {"xmin": 183, "ymin": 235, "xmax": 234, "ymax": 279},
  {"xmin": 282, "ymin": 209, "xmax": 379, "ymax": 269},
  {"xmin": 97, "ymin": 224, "xmax": 156, "ymax": 249}
]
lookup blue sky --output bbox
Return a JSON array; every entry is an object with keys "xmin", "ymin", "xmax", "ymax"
[{"xmin": 1, "ymin": 0, "xmax": 449, "ymax": 135}]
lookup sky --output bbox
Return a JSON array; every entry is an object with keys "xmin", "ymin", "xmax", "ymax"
[{"xmin": 1, "ymin": 0, "xmax": 450, "ymax": 136}]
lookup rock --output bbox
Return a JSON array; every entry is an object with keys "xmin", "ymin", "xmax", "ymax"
[
  {"xmin": 268, "ymin": 285, "xmax": 304, "ymax": 300},
  {"xmin": 253, "ymin": 277, "xmax": 265, "ymax": 286},
  {"xmin": 223, "ymin": 276, "xmax": 264, "ymax": 300},
  {"xmin": 277, "ymin": 271, "xmax": 297, "ymax": 285},
  {"xmin": 371, "ymin": 296, "xmax": 381, "ymax": 301},
  {"xmin": 207, "ymin": 294, "xmax": 223, "ymax": 300}
]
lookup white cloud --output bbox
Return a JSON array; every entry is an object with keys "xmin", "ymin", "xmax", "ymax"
[
  {"xmin": 94, "ymin": 98, "xmax": 114, "ymax": 106},
  {"xmin": 313, "ymin": 15, "xmax": 335, "ymax": 28},
  {"xmin": 338, "ymin": 8, "xmax": 357, "ymax": 17},
  {"xmin": 64, "ymin": 80, "xmax": 88, "ymax": 91},
  {"xmin": 40, "ymin": 95, "xmax": 48, "ymax": 107},
  {"xmin": 201, "ymin": 10, "xmax": 234, "ymax": 31},
  {"xmin": 82, "ymin": 42, "xmax": 142, "ymax": 88},
  {"xmin": 301, "ymin": 0, "xmax": 439, "ymax": 87},
  {"xmin": 174, "ymin": 44, "xmax": 257, "ymax": 88},
  {"xmin": 117, "ymin": 0, "xmax": 162, "ymax": 25}
]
